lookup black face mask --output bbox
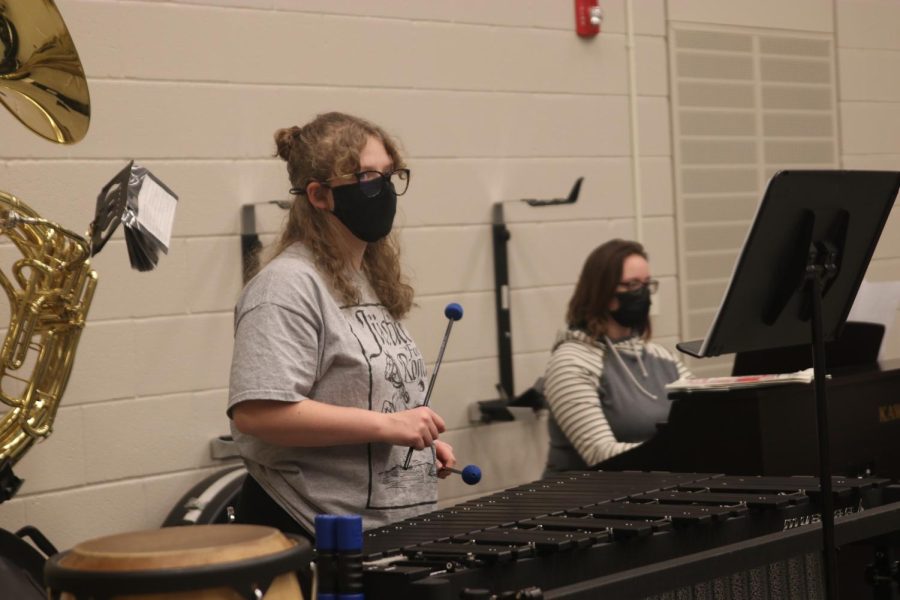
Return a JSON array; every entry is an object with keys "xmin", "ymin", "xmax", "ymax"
[
  {"xmin": 610, "ymin": 287, "xmax": 652, "ymax": 331},
  {"xmin": 330, "ymin": 182, "xmax": 397, "ymax": 243}
]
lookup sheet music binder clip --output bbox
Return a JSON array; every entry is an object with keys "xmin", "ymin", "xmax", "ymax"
[{"xmin": 89, "ymin": 160, "xmax": 178, "ymax": 271}]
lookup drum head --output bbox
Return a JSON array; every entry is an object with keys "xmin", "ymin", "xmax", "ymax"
[
  {"xmin": 45, "ymin": 525, "xmax": 310, "ymax": 599},
  {"xmin": 59, "ymin": 525, "xmax": 293, "ymax": 571}
]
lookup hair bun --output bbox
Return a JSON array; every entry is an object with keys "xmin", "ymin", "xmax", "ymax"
[{"xmin": 274, "ymin": 126, "xmax": 301, "ymax": 161}]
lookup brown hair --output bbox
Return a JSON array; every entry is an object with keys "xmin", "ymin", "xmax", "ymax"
[
  {"xmin": 266, "ymin": 112, "xmax": 414, "ymax": 319},
  {"xmin": 566, "ymin": 239, "xmax": 651, "ymax": 339}
]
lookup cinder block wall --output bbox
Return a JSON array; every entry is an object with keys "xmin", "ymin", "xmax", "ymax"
[
  {"xmin": 837, "ymin": 0, "xmax": 900, "ymax": 358},
  {"xmin": 0, "ymin": 0, "xmax": 896, "ymax": 551}
]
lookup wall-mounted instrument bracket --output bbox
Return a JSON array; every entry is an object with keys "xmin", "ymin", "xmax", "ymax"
[
  {"xmin": 240, "ymin": 201, "xmax": 290, "ymax": 284},
  {"xmin": 473, "ymin": 177, "xmax": 583, "ymax": 424}
]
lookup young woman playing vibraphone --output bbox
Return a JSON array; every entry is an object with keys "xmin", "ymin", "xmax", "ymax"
[{"xmin": 227, "ymin": 112, "xmax": 457, "ymax": 543}]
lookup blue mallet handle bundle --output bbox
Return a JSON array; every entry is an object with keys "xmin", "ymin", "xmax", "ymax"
[
  {"xmin": 402, "ymin": 302, "xmax": 463, "ymax": 470},
  {"xmin": 336, "ymin": 516, "xmax": 363, "ymax": 600},
  {"xmin": 314, "ymin": 515, "xmax": 338, "ymax": 600},
  {"xmin": 314, "ymin": 514, "xmax": 363, "ymax": 600}
]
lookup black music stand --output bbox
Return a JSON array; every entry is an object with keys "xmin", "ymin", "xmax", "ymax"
[
  {"xmin": 676, "ymin": 169, "xmax": 900, "ymax": 600},
  {"xmin": 732, "ymin": 320, "xmax": 885, "ymax": 376}
]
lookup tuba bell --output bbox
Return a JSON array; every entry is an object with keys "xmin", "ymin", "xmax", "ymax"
[
  {"xmin": 0, "ymin": 0, "xmax": 95, "ymax": 492},
  {"xmin": 0, "ymin": 0, "xmax": 90, "ymax": 143}
]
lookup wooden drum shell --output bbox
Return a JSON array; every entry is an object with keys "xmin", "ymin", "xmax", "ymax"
[{"xmin": 45, "ymin": 524, "xmax": 307, "ymax": 600}]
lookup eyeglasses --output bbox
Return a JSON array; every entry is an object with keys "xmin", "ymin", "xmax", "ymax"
[
  {"xmin": 326, "ymin": 168, "xmax": 411, "ymax": 198},
  {"xmin": 618, "ymin": 278, "xmax": 659, "ymax": 294}
]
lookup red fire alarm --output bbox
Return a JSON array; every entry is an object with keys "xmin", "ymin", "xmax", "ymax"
[{"xmin": 575, "ymin": 0, "xmax": 602, "ymax": 37}]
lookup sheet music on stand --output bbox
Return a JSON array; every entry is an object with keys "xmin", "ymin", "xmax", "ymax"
[
  {"xmin": 89, "ymin": 160, "xmax": 178, "ymax": 271},
  {"xmin": 665, "ymin": 368, "xmax": 817, "ymax": 393}
]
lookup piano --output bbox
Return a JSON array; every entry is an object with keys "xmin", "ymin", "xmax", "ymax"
[
  {"xmin": 361, "ymin": 471, "xmax": 900, "ymax": 599},
  {"xmin": 595, "ymin": 359, "xmax": 900, "ymax": 480},
  {"xmin": 587, "ymin": 359, "xmax": 900, "ymax": 599}
]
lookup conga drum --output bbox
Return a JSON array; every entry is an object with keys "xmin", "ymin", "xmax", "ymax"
[{"xmin": 44, "ymin": 524, "xmax": 310, "ymax": 599}]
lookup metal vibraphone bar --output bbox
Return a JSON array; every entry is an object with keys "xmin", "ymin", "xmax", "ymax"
[
  {"xmin": 548, "ymin": 499, "xmax": 900, "ymax": 599},
  {"xmin": 361, "ymin": 471, "xmax": 900, "ymax": 600}
]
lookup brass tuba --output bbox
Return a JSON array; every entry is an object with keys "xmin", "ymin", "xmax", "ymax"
[
  {"xmin": 0, "ymin": 193, "xmax": 96, "ymax": 466},
  {"xmin": 0, "ymin": 0, "xmax": 90, "ymax": 143},
  {"xmin": 0, "ymin": 0, "xmax": 95, "ymax": 481}
]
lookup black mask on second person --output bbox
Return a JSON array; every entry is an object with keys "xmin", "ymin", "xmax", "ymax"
[
  {"xmin": 610, "ymin": 287, "xmax": 652, "ymax": 331},
  {"xmin": 330, "ymin": 182, "xmax": 397, "ymax": 243}
]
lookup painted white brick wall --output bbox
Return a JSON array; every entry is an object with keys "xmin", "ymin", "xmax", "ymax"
[
  {"xmin": 836, "ymin": 0, "xmax": 900, "ymax": 359},
  {"xmin": 0, "ymin": 0, "xmax": 671, "ymax": 551},
  {"xmin": 0, "ymin": 0, "xmax": 896, "ymax": 554}
]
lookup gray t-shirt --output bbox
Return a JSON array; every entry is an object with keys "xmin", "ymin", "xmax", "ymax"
[{"xmin": 228, "ymin": 243, "xmax": 437, "ymax": 533}]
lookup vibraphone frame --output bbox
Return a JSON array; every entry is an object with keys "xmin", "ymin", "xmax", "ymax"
[{"xmin": 361, "ymin": 471, "xmax": 900, "ymax": 600}]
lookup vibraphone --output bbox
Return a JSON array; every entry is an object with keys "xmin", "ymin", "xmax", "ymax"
[{"xmin": 362, "ymin": 471, "xmax": 900, "ymax": 599}]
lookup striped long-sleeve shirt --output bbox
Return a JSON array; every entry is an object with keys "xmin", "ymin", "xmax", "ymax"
[{"xmin": 544, "ymin": 329, "xmax": 691, "ymax": 472}]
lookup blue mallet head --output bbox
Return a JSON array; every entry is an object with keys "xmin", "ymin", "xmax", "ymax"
[
  {"xmin": 461, "ymin": 464, "xmax": 481, "ymax": 485},
  {"xmin": 444, "ymin": 302, "xmax": 463, "ymax": 321}
]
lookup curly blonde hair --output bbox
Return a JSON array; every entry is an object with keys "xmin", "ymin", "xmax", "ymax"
[{"xmin": 266, "ymin": 112, "xmax": 414, "ymax": 319}]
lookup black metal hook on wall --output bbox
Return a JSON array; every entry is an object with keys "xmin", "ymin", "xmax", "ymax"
[
  {"xmin": 240, "ymin": 201, "xmax": 290, "ymax": 284},
  {"xmin": 477, "ymin": 177, "xmax": 583, "ymax": 423}
]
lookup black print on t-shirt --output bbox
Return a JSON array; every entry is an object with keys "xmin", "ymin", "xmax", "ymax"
[
  {"xmin": 378, "ymin": 451, "xmax": 438, "ymax": 491},
  {"xmin": 349, "ymin": 304, "xmax": 434, "ymax": 508},
  {"xmin": 352, "ymin": 306, "xmax": 426, "ymax": 412},
  {"xmin": 354, "ymin": 306, "xmax": 414, "ymax": 356},
  {"xmin": 383, "ymin": 353, "xmax": 410, "ymax": 412}
]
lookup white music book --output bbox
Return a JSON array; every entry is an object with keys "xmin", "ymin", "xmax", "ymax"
[{"xmin": 665, "ymin": 368, "xmax": 818, "ymax": 393}]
